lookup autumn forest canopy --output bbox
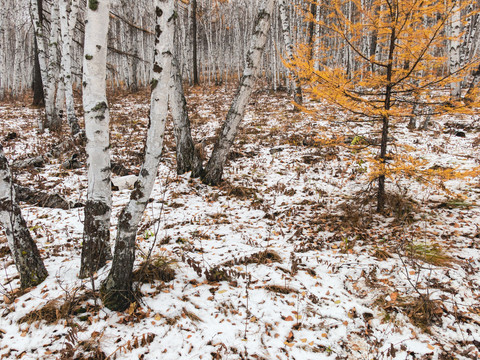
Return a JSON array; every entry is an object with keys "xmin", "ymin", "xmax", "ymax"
[{"xmin": 0, "ymin": 0, "xmax": 480, "ymax": 359}]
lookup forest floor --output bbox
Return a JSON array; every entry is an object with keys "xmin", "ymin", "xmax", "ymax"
[{"xmin": 0, "ymin": 85, "xmax": 480, "ymax": 360}]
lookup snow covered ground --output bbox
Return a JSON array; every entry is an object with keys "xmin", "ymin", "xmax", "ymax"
[{"xmin": 0, "ymin": 87, "xmax": 479, "ymax": 359}]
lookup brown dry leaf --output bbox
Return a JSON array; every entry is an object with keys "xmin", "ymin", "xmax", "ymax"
[
  {"xmin": 427, "ymin": 344, "xmax": 435, "ymax": 350},
  {"xmin": 284, "ymin": 315, "xmax": 294, "ymax": 321},
  {"xmin": 321, "ymin": 333, "xmax": 328, "ymax": 338},
  {"xmin": 390, "ymin": 292, "xmax": 398, "ymax": 302}
]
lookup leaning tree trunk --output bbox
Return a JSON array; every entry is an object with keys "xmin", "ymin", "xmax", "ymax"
[
  {"xmin": 201, "ymin": 0, "xmax": 275, "ymax": 186},
  {"xmin": 79, "ymin": 0, "xmax": 112, "ymax": 279},
  {"xmin": 101, "ymin": 0, "xmax": 175, "ymax": 311},
  {"xmin": 279, "ymin": 0, "xmax": 303, "ymax": 105},
  {"xmin": 170, "ymin": 18, "xmax": 203, "ymax": 176},
  {"xmin": 0, "ymin": 147, "xmax": 48, "ymax": 288},
  {"xmin": 59, "ymin": 0, "xmax": 81, "ymax": 136}
]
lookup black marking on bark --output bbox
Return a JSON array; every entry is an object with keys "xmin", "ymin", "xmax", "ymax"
[
  {"xmin": 153, "ymin": 64, "xmax": 163, "ymax": 73},
  {"xmin": 85, "ymin": 54, "xmax": 93, "ymax": 60},
  {"xmin": 92, "ymin": 101, "xmax": 107, "ymax": 112},
  {"xmin": 88, "ymin": 0, "xmax": 99, "ymax": 11},
  {"xmin": 156, "ymin": 7, "xmax": 163, "ymax": 17},
  {"xmin": 140, "ymin": 169, "xmax": 149, "ymax": 177},
  {"xmin": 155, "ymin": 25, "xmax": 162, "ymax": 38}
]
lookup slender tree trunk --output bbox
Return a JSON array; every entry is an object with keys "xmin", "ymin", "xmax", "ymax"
[
  {"xmin": 201, "ymin": 0, "xmax": 275, "ymax": 186},
  {"xmin": 101, "ymin": 0, "xmax": 175, "ymax": 311},
  {"xmin": 30, "ymin": 0, "xmax": 51, "ymax": 132},
  {"xmin": 45, "ymin": 1, "xmax": 62, "ymax": 131},
  {"xmin": 377, "ymin": 25, "xmax": 396, "ymax": 213},
  {"xmin": 171, "ymin": 56, "xmax": 203, "ymax": 176},
  {"xmin": 59, "ymin": 0, "xmax": 81, "ymax": 136},
  {"xmin": 0, "ymin": 147, "xmax": 48, "ymax": 288},
  {"xmin": 192, "ymin": 0, "xmax": 199, "ymax": 85},
  {"xmin": 32, "ymin": 37, "xmax": 45, "ymax": 107},
  {"xmin": 279, "ymin": 0, "xmax": 303, "ymax": 105},
  {"xmin": 80, "ymin": 0, "xmax": 112, "ymax": 279},
  {"xmin": 449, "ymin": 2, "xmax": 462, "ymax": 98}
]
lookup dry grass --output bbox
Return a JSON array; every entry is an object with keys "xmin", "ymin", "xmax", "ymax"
[
  {"xmin": 407, "ymin": 242, "xmax": 453, "ymax": 266},
  {"xmin": 133, "ymin": 255, "xmax": 176, "ymax": 284},
  {"xmin": 264, "ymin": 285, "xmax": 297, "ymax": 295},
  {"xmin": 18, "ymin": 291, "xmax": 98, "ymax": 325}
]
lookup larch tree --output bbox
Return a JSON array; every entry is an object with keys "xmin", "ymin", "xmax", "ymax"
[
  {"xmin": 291, "ymin": 0, "xmax": 478, "ymax": 212},
  {"xmin": 101, "ymin": 0, "xmax": 175, "ymax": 311},
  {"xmin": 201, "ymin": 0, "xmax": 275, "ymax": 186},
  {"xmin": 0, "ymin": 146, "xmax": 48, "ymax": 288},
  {"xmin": 79, "ymin": 0, "xmax": 112, "ymax": 279}
]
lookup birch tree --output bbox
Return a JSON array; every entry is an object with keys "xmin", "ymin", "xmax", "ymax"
[
  {"xmin": 279, "ymin": 0, "xmax": 303, "ymax": 104},
  {"xmin": 80, "ymin": 0, "xmax": 112, "ymax": 279},
  {"xmin": 449, "ymin": 2, "xmax": 462, "ymax": 99},
  {"xmin": 59, "ymin": 0, "xmax": 81, "ymax": 136},
  {"xmin": 0, "ymin": 147, "xmax": 48, "ymax": 288},
  {"xmin": 201, "ymin": 0, "xmax": 275, "ymax": 186},
  {"xmin": 101, "ymin": 0, "xmax": 175, "ymax": 311}
]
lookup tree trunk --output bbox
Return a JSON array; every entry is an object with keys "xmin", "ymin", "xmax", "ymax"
[
  {"xmin": 279, "ymin": 0, "xmax": 303, "ymax": 105},
  {"xmin": 32, "ymin": 37, "xmax": 45, "ymax": 107},
  {"xmin": 201, "ymin": 0, "xmax": 275, "ymax": 186},
  {"xmin": 191, "ymin": 0, "xmax": 199, "ymax": 85},
  {"xmin": 59, "ymin": 0, "xmax": 81, "ymax": 136},
  {"xmin": 171, "ymin": 56, "xmax": 203, "ymax": 176},
  {"xmin": 101, "ymin": 0, "xmax": 175, "ymax": 311},
  {"xmin": 44, "ymin": 1, "xmax": 62, "ymax": 131},
  {"xmin": 449, "ymin": 2, "xmax": 462, "ymax": 99},
  {"xmin": 80, "ymin": 0, "xmax": 112, "ymax": 279},
  {"xmin": 0, "ymin": 147, "xmax": 48, "ymax": 288}
]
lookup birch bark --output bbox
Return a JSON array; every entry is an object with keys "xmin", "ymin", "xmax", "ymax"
[
  {"xmin": 30, "ymin": 0, "xmax": 51, "ymax": 132},
  {"xmin": 201, "ymin": 0, "xmax": 275, "ymax": 186},
  {"xmin": 279, "ymin": 0, "xmax": 302, "ymax": 104},
  {"xmin": 449, "ymin": 2, "xmax": 462, "ymax": 98},
  {"xmin": 101, "ymin": 0, "xmax": 174, "ymax": 311},
  {"xmin": 59, "ymin": 0, "xmax": 81, "ymax": 136},
  {"xmin": 45, "ymin": 1, "xmax": 62, "ymax": 131},
  {"xmin": 80, "ymin": 0, "xmax": 112, "ymax": 279},
  {"xmin": 0, "ymin": 147, "xmax": 48, "ymax": 288},
  {"xmin": 171, "ymin": 12, "xmax": 203, "ymax": 176}
]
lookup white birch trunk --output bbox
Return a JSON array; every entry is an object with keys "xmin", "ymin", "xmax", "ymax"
[
  {"xmin": 30, "ymin": 0, "xmax": 50, "ymax": 132},
  {"xmin": 202, "ymin": 0, "xmax": 275, "ymax": 186},
  {"xmin": 449, "ymin": 2, "xmax": 462, "ymax": 98},
  {"xmin": 279, "ymin": 0, "xmax": 302, "ymax": 104},
  {"xmin": 59, "ymin": 0, "xmax": 81, "ymax": 136},
  {"xmin": 101, "ymin": 0, "xmax": 174, "ymax": 311},
  {"xmin": 0, "ymin": 147, "xmax": 48, "ymax": 288},
  {"xmin": 45, "ymin": 1, "xmax": 62, "ymax": 131},
  {"xmin": 80, "ymin": 0, "xmax": 112, "ymax": 279}
]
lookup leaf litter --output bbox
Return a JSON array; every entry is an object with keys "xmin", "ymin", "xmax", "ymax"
[{"xmin": 0, "ymin": 87, "xmax": 479, "ymax": 359}]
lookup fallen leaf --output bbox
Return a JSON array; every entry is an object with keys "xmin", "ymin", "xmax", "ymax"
[{"xmin": 284, "ymin": 315, "xmax": 294, "ymax": 321}]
